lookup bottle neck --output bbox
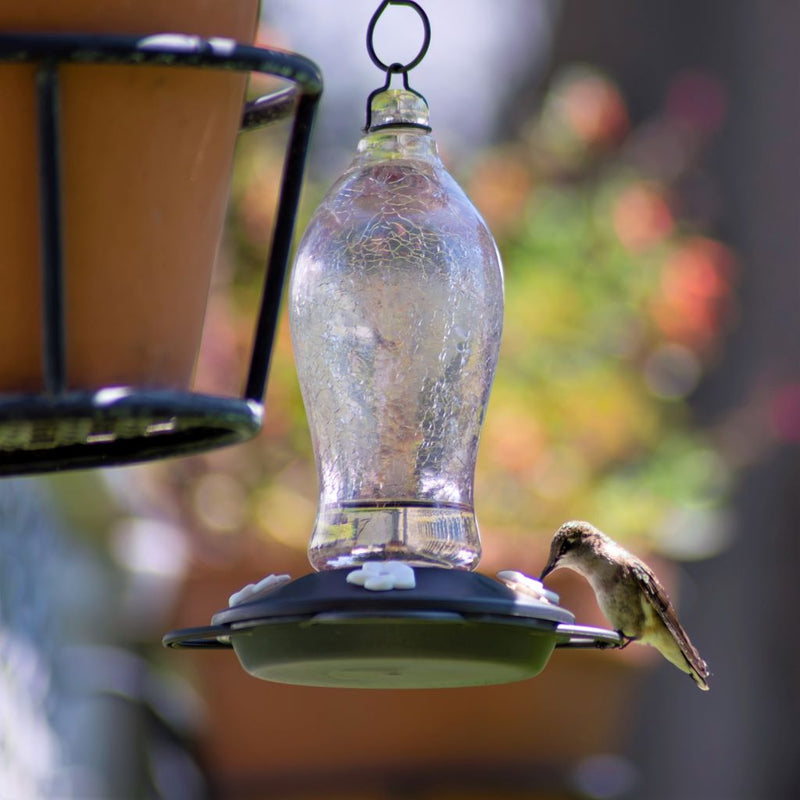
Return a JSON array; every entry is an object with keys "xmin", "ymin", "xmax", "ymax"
[{"xmin": 360, "ymin": 88, "xmax": 436, "ymax": 161}]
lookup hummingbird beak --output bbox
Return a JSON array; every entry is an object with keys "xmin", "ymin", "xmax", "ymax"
[{"xmin": 539, "ymin": 558, "xmax": 557, "ymax": 581}]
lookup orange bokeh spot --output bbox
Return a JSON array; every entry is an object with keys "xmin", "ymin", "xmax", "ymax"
[
  {"xmin": 559, "ymin": 73, "xmax": 629, "ymax": 147},
  {"xmin": 612, "ymin": 182, "xmax": 674, "ymax": 252},
  {"xmin": 651, "ymin": 237, "xmax": 735, "ymax": 349}
]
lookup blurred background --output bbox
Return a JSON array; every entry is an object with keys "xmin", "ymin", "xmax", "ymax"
[{"xmin": 1, "ymin": 1, "xmax": 798, "ymax": 797}]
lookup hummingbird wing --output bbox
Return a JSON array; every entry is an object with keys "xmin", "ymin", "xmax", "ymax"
[{"xmin": 628, "ymin": 559, "xmax": 710, "ymax": 690}]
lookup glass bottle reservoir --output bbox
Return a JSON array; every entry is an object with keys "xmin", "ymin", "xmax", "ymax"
[{"xmin": 290, "ymin": 89, "xmax": 503, "ymax": 570}]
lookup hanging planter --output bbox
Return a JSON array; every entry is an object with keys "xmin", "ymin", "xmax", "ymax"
[
  {"xmin": 0, "ymin": 0, "xmax": 261, "ymax": 391},
  {"xmin": 0, "ymin": 2, "xmax": 322, "ymax": 473}
]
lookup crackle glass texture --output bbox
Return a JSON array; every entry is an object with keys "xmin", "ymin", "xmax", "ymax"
[{"xmin": 290, "ymin": 95, "xmax": 504, "ymax": 571}]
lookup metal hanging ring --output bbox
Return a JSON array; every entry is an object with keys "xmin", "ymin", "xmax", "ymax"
[{"xmin": 366, "ymin": 0, "xmax": 431, "ymax": 75}]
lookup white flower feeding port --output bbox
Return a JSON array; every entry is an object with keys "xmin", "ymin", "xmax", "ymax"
[
  {"xmin": 345, "ymin": 562, "xmax": 417, "ymax": 591},
  {"xmin": 164, "ymin": 1, "xmax": 622, "ymax": 689}
]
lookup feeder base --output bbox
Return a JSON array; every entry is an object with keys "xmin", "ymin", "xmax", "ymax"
[{"xmin": 164, "ymin": 569, "xmax": 621, "ymax": 689}]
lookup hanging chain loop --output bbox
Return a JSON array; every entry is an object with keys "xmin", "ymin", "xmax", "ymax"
[{"xmin": 366, "ymin": 0, "xmax": 431, "ymax": 75}]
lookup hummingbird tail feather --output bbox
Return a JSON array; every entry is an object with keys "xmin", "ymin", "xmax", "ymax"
[{"xmin": 688, "ymin": 657, "xmax": 710, "ymax": 691}]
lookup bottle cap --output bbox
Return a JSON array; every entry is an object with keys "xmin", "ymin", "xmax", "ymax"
[{"xmin": 367, "ymin": 88, "xmax": 431, "ymax": 132}]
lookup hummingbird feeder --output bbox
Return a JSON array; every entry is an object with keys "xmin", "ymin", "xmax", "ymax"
[{"xmin": 165, "ymin": 1, "xmax": 622, "ymax": 688}]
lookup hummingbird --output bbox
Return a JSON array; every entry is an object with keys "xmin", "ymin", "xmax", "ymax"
[{"xmin": 540, "ymin": 520, "xmax": 710, "ymax": 691}]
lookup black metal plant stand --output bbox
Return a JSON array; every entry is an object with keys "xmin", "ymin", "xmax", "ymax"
[{"xmin": 0, "ymin": 33, "xmax": 322, "ymax": 475}]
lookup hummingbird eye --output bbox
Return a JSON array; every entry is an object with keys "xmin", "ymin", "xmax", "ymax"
[{"xmin": 559, "ymin": 538, "xmax": 572, "ymax": 556}]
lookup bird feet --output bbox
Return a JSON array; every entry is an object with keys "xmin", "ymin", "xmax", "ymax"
[{"xmin": 616, "ymin": 631, "xmax": 638, "ymax": 649}]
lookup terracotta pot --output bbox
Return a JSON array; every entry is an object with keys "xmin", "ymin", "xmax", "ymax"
[{"xmin": 0, "ymin": 0, "xmax": 260, "ymax": 392}]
